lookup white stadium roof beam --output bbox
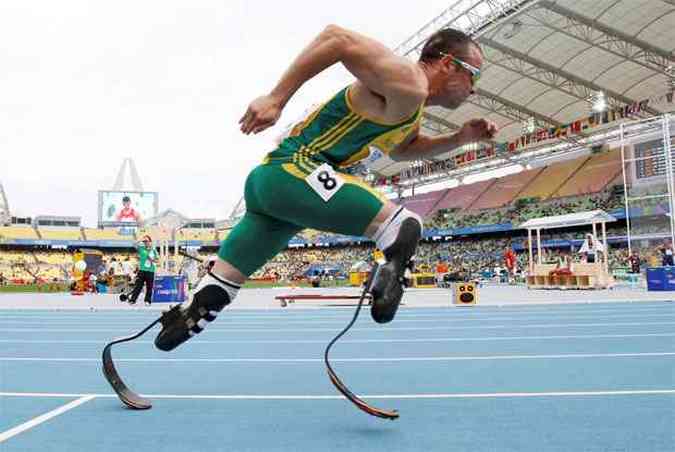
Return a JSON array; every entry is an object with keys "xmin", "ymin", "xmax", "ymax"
[
  {"xmin": 0, "ymin": 183, "xmax": 10, "ymax": 226},
  {"xmin": 471, "ymin": 89, "xmax": 563, "ymax": 128},
  {"xmin": 394, "ymin": 0, "xmax": 537, "ymax": 57},
  {"xmin": 479, "ymin": 37, "xmax": 660, "ymax": 117},
  {"xmin": 421, "ymin": 112, "xmax": 461, "ymax": 135},
  {"xmin": 530, "ymin": 1, "xmax": 673, "ymax": 74}
]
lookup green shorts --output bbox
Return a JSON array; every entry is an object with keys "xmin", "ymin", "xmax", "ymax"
[{"xmin": 218, "ymin": 162, "xmax": 387, "ymax": 276}]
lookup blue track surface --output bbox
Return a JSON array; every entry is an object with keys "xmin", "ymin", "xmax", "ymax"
[{"xmin": 1, "ymin": 301, "xmax": 674, "ymax": 451}]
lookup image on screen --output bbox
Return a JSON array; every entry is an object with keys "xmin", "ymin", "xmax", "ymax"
[{"xmin": 98, "ymin": 191, "xmax": 158, "ymax": 226}]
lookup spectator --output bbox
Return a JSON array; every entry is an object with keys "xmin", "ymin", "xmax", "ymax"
[
  {"xmin": 503, "ymin": 245, "xmax": 516, "ymax": 279},
  {"xmin": 660, "ymin": 240, "xmax": 674, "ymax": 266},
  {"xmin": 628, "ymin": 250, "xmax": 641, "ymax": 274},
  {"xmin": 122, "ymin": 257, "xmax": 135, "ymax": 291},
  {"xmin": 578, "ymin": 233, "xmax": 604, "ymax": 264}
]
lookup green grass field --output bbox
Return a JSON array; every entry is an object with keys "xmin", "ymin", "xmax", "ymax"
[
  {"xmin": 0, "ymin": 283, "xmax": 70, "ymax": 293},
  {"xmin": 0, "ymin": 280, "xmax": 352, "ymax": 293},
  {"xmin": 242, "ymin": 279, "xmax": 351, "ymax": 289}
]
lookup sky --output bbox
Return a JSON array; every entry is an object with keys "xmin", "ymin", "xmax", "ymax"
[{"xmin": 0, "ymin": 0, "xmax": 454, "ymax": 226}]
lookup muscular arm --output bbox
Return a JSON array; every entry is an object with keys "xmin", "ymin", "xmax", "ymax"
[
  {"xmin": 240, "ymin": 25, "xmax": 427, "ymax": 134},
  {"xmin": 389, "ymin": 132, "xmax": 466, "ymax": 162},
  {"xmin": 390, "ymin": 118, "xmax": 498, "ymax": 161},
  {"xmin": 270, "ymin": 25, "xmax": 427, "ymax": 108}
]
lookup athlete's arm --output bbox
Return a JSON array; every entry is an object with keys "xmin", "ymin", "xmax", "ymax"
[
  {"xmin": 239, "ymin": 25, "xmax": 427, "ymax": 135},
  {"xmin": 390, "ymin": 132, "xmax": 465, "ymax": 161},
  {"xmin": 390, "ymin": 118, "xmax": 498, "ymax": 161}
]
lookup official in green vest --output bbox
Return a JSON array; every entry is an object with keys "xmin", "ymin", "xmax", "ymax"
[{"xmin": 127, "ymin": 235, "xmax": 158, "ymax": 306}]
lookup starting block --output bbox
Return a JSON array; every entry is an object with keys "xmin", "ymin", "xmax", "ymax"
[{"xmin": 275, "ymin": 294, "xmax": 372, "ymax": 308}]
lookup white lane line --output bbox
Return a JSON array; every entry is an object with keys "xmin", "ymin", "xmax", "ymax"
[
  {"xmin": 0, "ymin": 395, "xmax": 95, "ymax": 443},
  {"xmin": 2, "ymin": 304, "xmax": 672, "ymax": 319},
  {"xmin": 1, "ymin": 390, "xmax": 673, "ymax": 400},
  {"xmin": 0, "ymin": 303, "xmax": 671, "ymax": 317},
  {"xmin": 0, "ymin": 332, "xmax": 673, "ymax": 345},
  {"xmin": 2, "ymin": 312, "xmax": 673, "ymax": 326},
  {"xmin": 3, "ymin": 320, "xmax": 675, "ymax": 333},
  {"xmin": 1, "ymin": 352, "xmax": 674, "ymax": 363},
  {"xmin": 1, "ymin": 303, "xmax": 671, "ymax": 316}
]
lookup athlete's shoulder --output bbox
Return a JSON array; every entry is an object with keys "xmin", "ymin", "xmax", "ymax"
[{"xmin": 347, "ymin": 81, "xmax": 424, "ymax": 124}]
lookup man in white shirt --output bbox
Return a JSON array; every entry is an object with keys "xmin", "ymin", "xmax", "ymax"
[
  {"xmin": 579, "ymin": 234, "xmax": 604, "ymax": 264},
  {"xmin": 660, "ymin": 240, "xmax": 674, "ymax": 266}
]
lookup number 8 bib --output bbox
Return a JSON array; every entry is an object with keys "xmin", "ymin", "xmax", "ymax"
[{"xmin": 306, "ymin": 163, "xmax": 345, "ymax": 202}]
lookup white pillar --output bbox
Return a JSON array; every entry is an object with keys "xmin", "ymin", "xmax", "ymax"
[
  {"xmin": 620, "ymin": 122, "xmax": 633, "ymax": 256},
  {"xmin": 602, "ymin": 221, "xmax": 609, "ymax": 275},
  {"xmin": 536, "ymin": 229, "xmax": 542, "ymax": 265},
  {"xmin": 528, "ymin": 229, "xmax": 533, "ymax": 273},
  {"xmin": 592, "ymin": 223, "xmax": 599, "ymax": 274}
]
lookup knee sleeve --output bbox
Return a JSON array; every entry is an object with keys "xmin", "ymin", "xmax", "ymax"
[{"xmin": 372, "ymin": 207, "xmax": 423, "ymax": 256}]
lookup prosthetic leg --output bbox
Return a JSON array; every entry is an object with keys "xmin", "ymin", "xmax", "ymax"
[
  {"xmin": 323, "ymin": 208, "xmax": 421, "ymax": 420},
  {"xmin": 102, "ymin": 252, "xmax": 239, "ymax": 409}
]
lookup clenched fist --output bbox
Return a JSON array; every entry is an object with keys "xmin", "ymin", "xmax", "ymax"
[{"xmin": 457, "ymin": 118, "xmax": 498, "ymax": 144}]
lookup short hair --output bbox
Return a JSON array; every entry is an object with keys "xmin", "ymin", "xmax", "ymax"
[
  {"xmin": 419, "ymin": 28, "xmax": 481, "ymax": 62},
  {"xmin": 122, "ymin": 196, "xmax": 131, "ymax": 203}
]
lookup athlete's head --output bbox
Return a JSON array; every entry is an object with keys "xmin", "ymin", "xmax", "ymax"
[
  {"xmin": 122, "ymin": 196, "xmax": 131, "ymax": 207},
  {"xmin": 419, "ymin": 28, "xmax": 483, "ymax": 109}
]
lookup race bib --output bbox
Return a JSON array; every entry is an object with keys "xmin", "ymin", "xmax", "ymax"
[{"xmin": 306, "ymin": 163, "xmax": 345, "ymax": 202}]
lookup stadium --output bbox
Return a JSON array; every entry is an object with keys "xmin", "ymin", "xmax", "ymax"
[{"xmin": 1, "ymin": 1, "xmax": 674, "ymax": 451}]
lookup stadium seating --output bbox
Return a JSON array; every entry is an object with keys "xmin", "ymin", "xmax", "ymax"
[
  {"xmin": 398, "ymin": 188, "xmax": 448, "ymax": 217},
  {"xmin": 518, "ymin": 156, "xmax": 589, "ymax": 200},
  {"xmin": 83, "ymin": 228, "xmax": 128, "ymax": 240},
  {"xmin": 434, "ymin": 179, "xmax": 495, "ymax": 211},
  {"xmin": 0, "ymin": 226, "xmax": 39, "ymax": 240},
  {"xmin": 38, "ymin": 228, "xmax": 83, "ymax": 240},
  {"xmin": 554, "ymin": 150, "xmax": 622, "ymax": 197},
  {"xmin": 470, "ymin": 168, "xmax": 544, "ymax": 210},
  {"xmin": 176, "ymin": 229, "xmax": 217, "ymax": 242}
]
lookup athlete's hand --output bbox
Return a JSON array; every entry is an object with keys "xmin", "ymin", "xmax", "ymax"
[
  {"xmin": 457, "ymin": 118, "xmax": 498, "ymax": 143},
  {"xmin": 239, "ymin": 94, "xmax": 284, "ymax": 135}
]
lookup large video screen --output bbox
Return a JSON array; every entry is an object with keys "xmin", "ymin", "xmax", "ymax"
[{"xmin": 98, "ymin": 191, "xmax": 158, "ymax": 226}]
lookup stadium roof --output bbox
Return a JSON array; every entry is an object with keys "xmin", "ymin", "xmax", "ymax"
[
  {"xmin": 371, "ymin": 0, "xmax": 675, "ymax": 177},
  {"xmin": 520, "ymin": 209, "xmax": 618, "ymax": 230}
]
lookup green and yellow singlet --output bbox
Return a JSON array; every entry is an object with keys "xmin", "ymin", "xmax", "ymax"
[{"xmin": 263, "ymin": 86, "xmax": 423, "ymax": 176}]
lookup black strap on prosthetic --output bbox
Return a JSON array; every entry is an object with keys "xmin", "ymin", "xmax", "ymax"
[{"xmin": 324, "ymin": 284, "xmax": 399, "ymax": 420}]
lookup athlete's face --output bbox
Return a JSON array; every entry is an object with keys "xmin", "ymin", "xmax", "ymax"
[{"xmin": 435, "ymin": 45, "xmax": 483, "ymax": 109}]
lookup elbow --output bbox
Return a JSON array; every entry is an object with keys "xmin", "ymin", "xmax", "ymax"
[{"xmin": 320, "ymin": 24, "xmax": 354, "ymax": 57}]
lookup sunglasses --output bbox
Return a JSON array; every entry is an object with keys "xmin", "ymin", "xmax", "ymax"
[{"xmin": 439, "ymin": 52, "xmax": 481, "ymax": 85}]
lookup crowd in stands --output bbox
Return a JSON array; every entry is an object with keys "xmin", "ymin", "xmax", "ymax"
[
  {"xmin": 1, "ymin": 174, "xmax": 671, "ymax": 286},
  {"xmin": 1, "ymin": 234, "xmax": 670, "ymax": 287},
  {"xmin": 0, "ymin": 250, "xmax": 139, "ymax": 286},
  {"xmin": 248, "ymin": 237, "xmax": 664, "ymax": 283},
  {"xmin": 426, "ymin": 189, "xmax": 625, "ymax": 231}
]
